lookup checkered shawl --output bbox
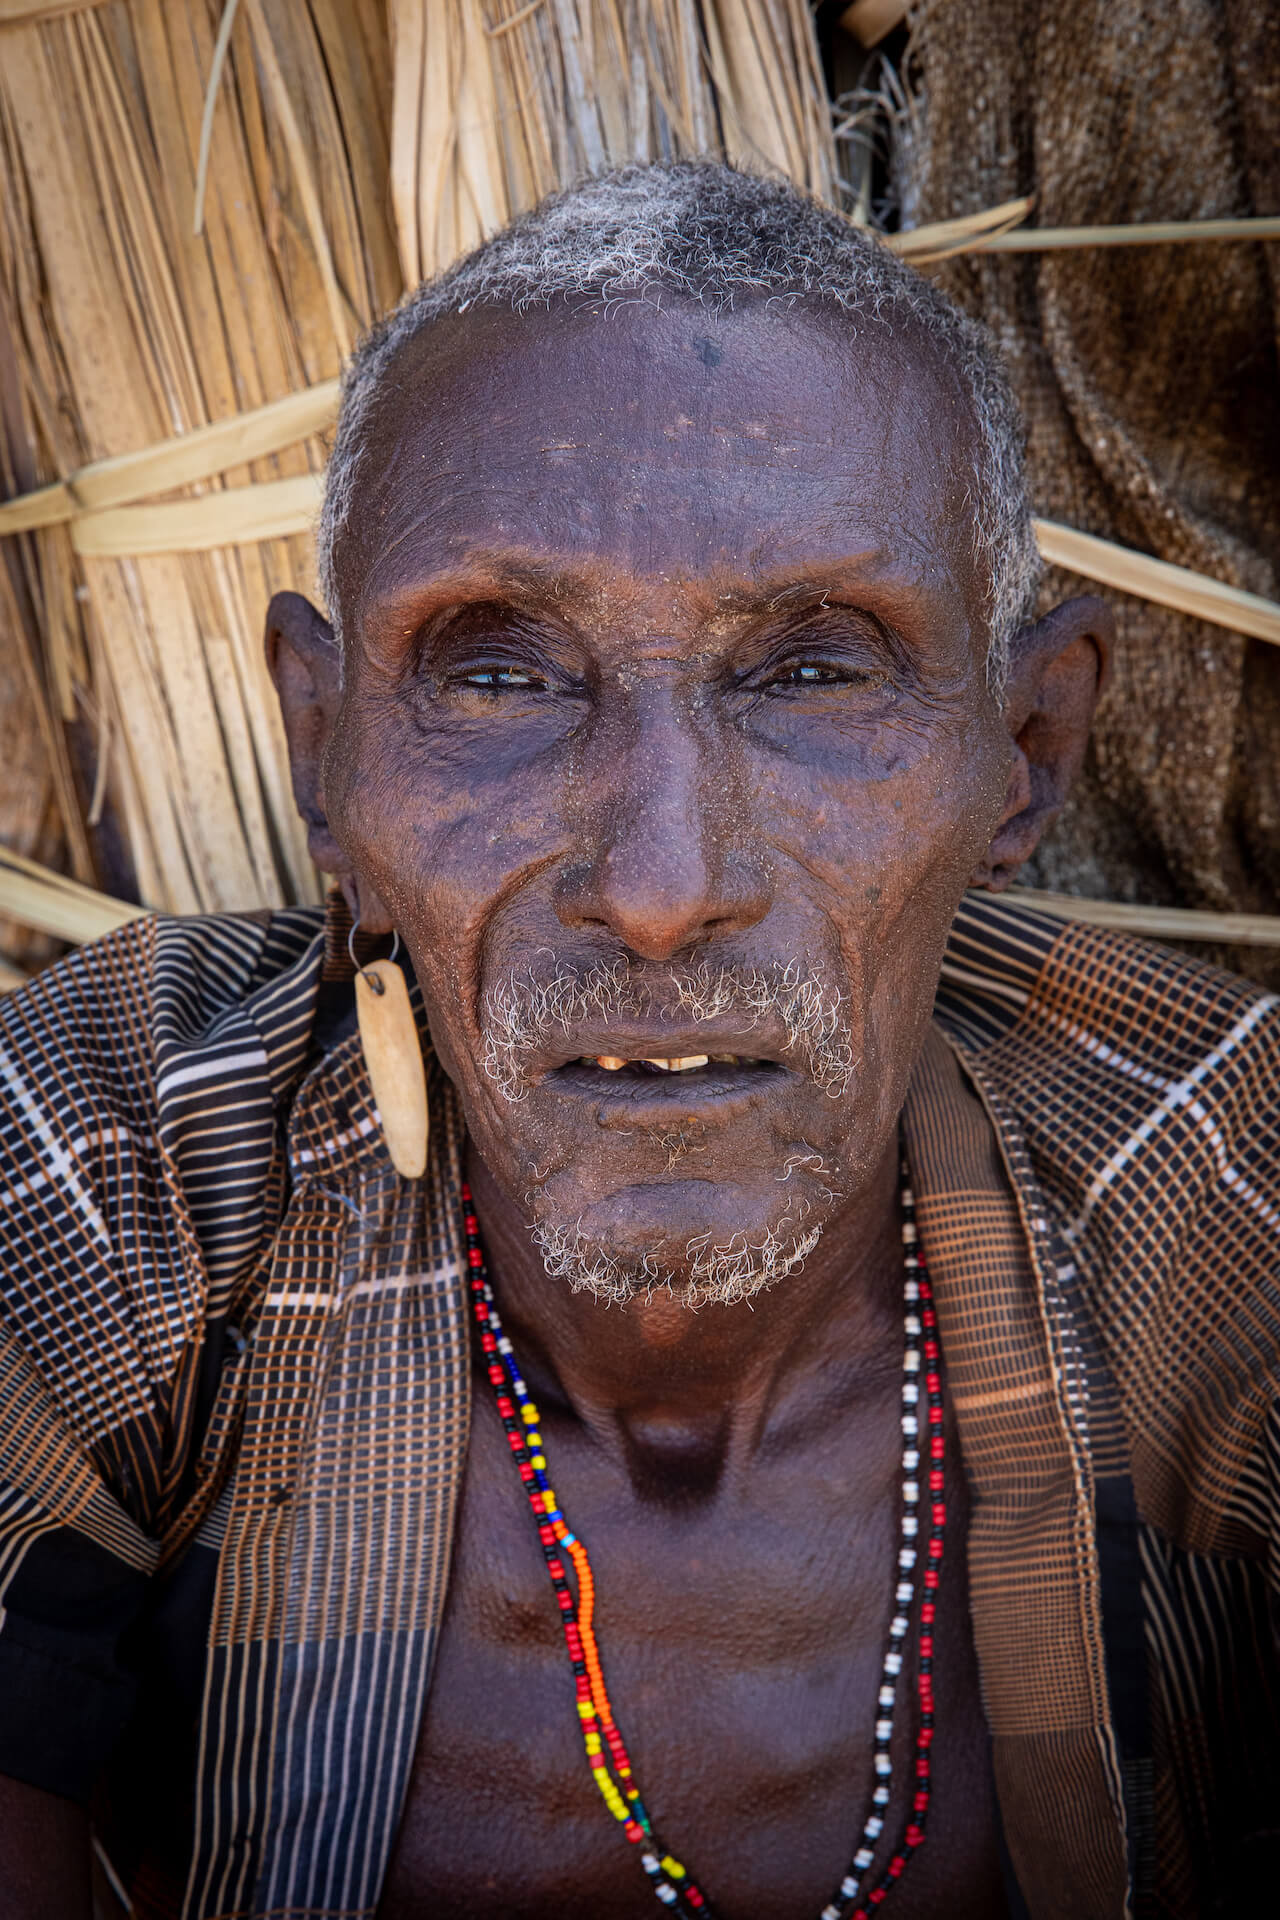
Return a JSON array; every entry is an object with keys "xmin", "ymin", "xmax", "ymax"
[{"xmin": 0, "ymin": 893, "xmax": 1277, "ymax": 1919}]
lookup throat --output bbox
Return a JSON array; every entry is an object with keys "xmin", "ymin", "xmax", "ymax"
[{"xmin": 617, "ymin": 1406, "xmax": 731, "ymax": 1508}]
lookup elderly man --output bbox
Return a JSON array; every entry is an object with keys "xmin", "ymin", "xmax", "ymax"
[{"xmin": 0, "ymin": 164, "xmax": 1276, "ymax": 1920}]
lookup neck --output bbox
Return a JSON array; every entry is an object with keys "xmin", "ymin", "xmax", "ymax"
[{"xmin": 462, "ymin": 1130, "xmax": 905, "ymax": 1489}]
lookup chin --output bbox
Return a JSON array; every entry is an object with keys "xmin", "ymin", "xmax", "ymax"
[{"xmin": 525, "ymin": 1172, "xmax": 829, "ymax": 1309}]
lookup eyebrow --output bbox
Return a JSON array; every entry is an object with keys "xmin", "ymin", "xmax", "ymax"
[
  {"xmin": 709, "ymin": 577, "xmax": 880, "ymax": 616},
  {"xmin": 359, "ymin": 543, "xmax": 921, "ymax": 627},
  {"xmin": 358, "ymin": 558, "xmax": 591, "ymax": 634}
]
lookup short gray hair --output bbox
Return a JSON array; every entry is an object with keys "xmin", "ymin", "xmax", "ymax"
[{"xmin": 318, "ymin": 161, "xmax": 1040, "ymax": 696}]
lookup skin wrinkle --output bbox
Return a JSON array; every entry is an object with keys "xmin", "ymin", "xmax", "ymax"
[
  {"xmin": 308, "ymin": 295, "xmax": 1074, "ymax": 1311},
  {"xmin": 263, "ymin": 265, "xmax": 1113, "ymax": 1916},
  {"xmin": 318, "ymin": 165, "xmax": 1044, "ymax": 689},
  {"xmin": 352, "ymin": 318, "xmax": 977, "ymax": 657}
]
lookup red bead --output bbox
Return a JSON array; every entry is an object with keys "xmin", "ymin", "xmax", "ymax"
[{"xmin": 465, "ymin": 1163, "xmax": 941, "ymax": 1920}]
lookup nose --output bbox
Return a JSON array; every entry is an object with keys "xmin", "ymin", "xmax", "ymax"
[{"xmin": 554, "ymin": 685, "xmax": 772, "ymax": 961}]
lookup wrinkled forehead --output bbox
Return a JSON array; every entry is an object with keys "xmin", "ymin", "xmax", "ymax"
[{"xmin": 340, "ymin": 295, "xmax": 985, "ymax": 629}]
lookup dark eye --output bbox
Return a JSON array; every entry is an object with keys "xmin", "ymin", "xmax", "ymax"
[
  {"xmin": 459, "ymin": 665, "xmax": 547, "ymax": 690},
  {"xmin": 781, "ymin": 663, "xmax": 845, "ymax": 684},
  {"xmin": 766, "ymin": 660, "xmax": 886, "ymax": 691}
]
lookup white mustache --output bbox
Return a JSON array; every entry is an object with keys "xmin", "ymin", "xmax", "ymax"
[{"xmin": 480, "ymin": 956, "xmax": 856, "ymax": 1102}]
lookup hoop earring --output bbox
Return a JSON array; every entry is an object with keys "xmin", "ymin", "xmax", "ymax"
[{"xmin": 349, "ymin": 920, "xmax": 429, "ymax": 1179}]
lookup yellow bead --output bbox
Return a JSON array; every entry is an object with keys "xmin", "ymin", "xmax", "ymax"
[
  {"xmin": 522, "ymin": 1405, "xmax": 539, "ymax": 1424},
  {"xmin": 576, "ymin": 1700, "xmax": 596, "ymax": 1721},
  {"xmin": 531, "ymin": 1454, "xmax": 546, "ymax": 1469},
  {"xmin": 584, "ymin": 1733, "xmax": 602, "ymax": 1755},
  {"xmin": 661, "ymin": 1857, "xmax": 686, "ymax": 1879}
]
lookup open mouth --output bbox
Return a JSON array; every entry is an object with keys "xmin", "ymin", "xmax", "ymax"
[
  {"xmin": 551, "ymin": 1053, "xmax": 787, "ymax": 1103},
  {"xmin": 574, "ymin": 1053, "xmax": 773, "ymax": 1076}
]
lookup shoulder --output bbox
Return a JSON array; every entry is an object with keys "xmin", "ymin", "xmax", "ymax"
[
  {"xmin": 0, "ymin": 904, "xmax": 328, "ymax": 1132},
  {"xmin": 0, "ymin": 906, "xmax": 328, "ymax": 1436},
  {"xmin": 937, "ymin": 893, "xmax": 1280, "ymax": 1217},
  {"xmin": 940, "ymin": 894, "xmax": 1280, "ymax": 1549},
  {"xmin": 939, "ymin": 890, "xmax": 1280, "ymax": 1111}
]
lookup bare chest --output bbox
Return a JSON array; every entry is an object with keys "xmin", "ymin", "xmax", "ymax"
[{"xmin": 378, "ymin": 1389, "xmax": 1008, "ymax": 1920}]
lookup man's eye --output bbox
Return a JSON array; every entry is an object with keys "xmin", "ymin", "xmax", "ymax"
[
  {"xmin": 768, "ymin": 661, "xmax": 884, "ymax": 689},
  {"xmin": 786, "ymin": 663, "xmax": 842, "ymax": 684},
  {"xmin": 459, "ymin": 666, "xmax": 545, "ymax": 690}
]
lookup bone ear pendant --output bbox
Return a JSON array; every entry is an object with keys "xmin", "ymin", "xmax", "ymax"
[{"xmin": 355, "ymin": 954, "xmax": 429, "ymax": 1179}]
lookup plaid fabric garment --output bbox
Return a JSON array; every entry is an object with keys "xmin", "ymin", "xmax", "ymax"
[{"xmin": 0, "ymin": 892, "xmax": 1277, "ymax": 1920}]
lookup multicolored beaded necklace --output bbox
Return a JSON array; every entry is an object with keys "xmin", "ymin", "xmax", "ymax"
[{"xmin": 461, "ymin": 1155, "xmax": 945, "ymax": 1920}]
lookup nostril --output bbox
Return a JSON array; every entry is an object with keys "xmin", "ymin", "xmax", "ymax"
[{"xmin": 553, "ymin": 852, "xmax": 771, "ymax": 960}]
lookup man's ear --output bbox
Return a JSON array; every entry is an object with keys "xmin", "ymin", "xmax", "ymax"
[
  {"xmin": 264, "ymin": 590, "xmax": 349, "ymax": 878},
  {"xmin": 972, "ymin": 594, "xmax": 1114, "ymax": 891}
]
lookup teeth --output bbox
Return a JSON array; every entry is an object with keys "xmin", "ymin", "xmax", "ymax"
[{"xmin": 587, "ymin": 1054, "xmax": 712, "ymax": 1072}]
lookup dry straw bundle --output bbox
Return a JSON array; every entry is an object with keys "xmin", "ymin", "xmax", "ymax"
[
  {"xmin": 388, "ymin": 0, "xmax": 836, "ymax": 286},
  {"xmin": 0, "ymin": 0, "xmax": 399, "ymax": 934}
]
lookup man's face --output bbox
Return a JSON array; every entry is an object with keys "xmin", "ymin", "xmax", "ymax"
[{"xmin": 322, "ymin": 299, "xmax": 1013, "ymax": 1299}]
